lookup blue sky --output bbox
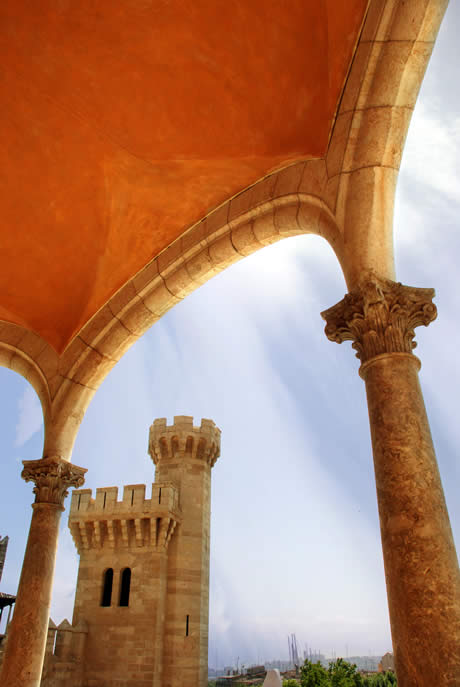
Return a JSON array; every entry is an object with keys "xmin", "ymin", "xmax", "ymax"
[{"xmin": 1, "ymin": 4, "xmax": 460, "ymax": 668}]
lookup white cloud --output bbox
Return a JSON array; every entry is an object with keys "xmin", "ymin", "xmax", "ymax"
[
  {"xmin": 401, "ymin": 102, "xmax": 460, "ymax": 203},
  {"xmin": 14, "ymin": 385, "xmax": 43, "ymax": 448}
]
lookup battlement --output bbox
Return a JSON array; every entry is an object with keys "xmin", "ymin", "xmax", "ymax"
[
  {"xmin": 69, "ymin": 482, "xmax": 179, "ymax": 515},
  {"xmin": 149, "ymin": 415, "xmax": 221, "ymax": 467},
  {"xmin": 39, "ymin": 617, "xmax": 88, "ymax": 684},
  {"xmin": 68, "ymin": 482, "xmax": 180, "ymax": 553}
]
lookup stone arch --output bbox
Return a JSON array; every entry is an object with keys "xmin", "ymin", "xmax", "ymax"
[
  {"xmin": 69, "ymin": 192, "xmax": 342, "ymax": 386},
  {"xmin": 36, "ymin": 192, "xmax": 342, "ymax": 457},
  {"xmin": 51, "ymin": 0, "xmax": 447, "ymax": 407},
  {"xmin": 0, "ymin": 322, "xmax": 53, "ymax": 427},
  {"xmin": 324, "ymin": 0, "xmax": 446, "ymax": 288},
  {"xmin": 0, "ymin": 322, "xmax": 86, "ymax": 462},
  {"xmin": 0, "ymin": 0, "xmax": 446, "ymax": 466}
]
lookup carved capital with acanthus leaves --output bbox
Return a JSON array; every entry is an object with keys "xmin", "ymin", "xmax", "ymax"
[
  {"xmin": 321, "ymin": 277, "xmax": 437, "ymax": 364},
  {"xmin": 22, "ymin": 456, "xmax": 87, "ymax": 507}
]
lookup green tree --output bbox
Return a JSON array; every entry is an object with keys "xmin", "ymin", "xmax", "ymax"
[
  {"xmin": 300, "ymin": 660, "xmax": 330, "ymax": 687},
  {"xmin": 363, "ymin": 673, "xmax": 397, "ymax": 687},
  {"xmin": 299, "ymin": 657, "xmax": 397, "ymax": 687},
  {"xmin": 328, "ymin": 658, "xmax": 363, "ymax": 687},
  {"xmin": 283, "ymin": 680, "xmax": 300, "ymax": 687}
]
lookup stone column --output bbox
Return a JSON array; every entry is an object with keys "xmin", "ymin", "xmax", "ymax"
[
  {"xmin": 322, "ymin": 276, "xmax": 460, "ymax": 686},
  {"xmin": 0, "ymin": 456, "xmax": 86, "ymax": 687}
]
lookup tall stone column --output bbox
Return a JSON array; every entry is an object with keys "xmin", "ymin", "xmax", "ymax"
[
  {"xmin": 322, "ymin": 276, "xmax": 460, "ymax": 686},
  {"xmin": 0, "ymin": 456, "xmax": 86, "ymax": 687}
]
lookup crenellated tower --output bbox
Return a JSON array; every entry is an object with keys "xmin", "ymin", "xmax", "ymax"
[
  {"xmin": 54, "ymin": 416, "xmax": 220, "ymax": 687},
  {"xmin": 68, "ymin": 481, "xmax": 181, "ymax": 687},
  {"xmin": 149, "ymin": 416, "xmax": 220, "ymax": 687}
]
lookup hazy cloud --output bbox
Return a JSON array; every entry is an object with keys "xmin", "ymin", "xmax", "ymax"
[{"xmin": 402, "ymin": 103, "xmax": 460, "ymax": 203}]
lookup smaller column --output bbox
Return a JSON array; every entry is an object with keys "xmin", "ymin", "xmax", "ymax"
[
  {"xmin": 0, "ymin": 456, "xmax": 86, "ymax": 687},
  {"xmin": 321, "ymin": 276, "xmax": 460, "ymax": 687}
]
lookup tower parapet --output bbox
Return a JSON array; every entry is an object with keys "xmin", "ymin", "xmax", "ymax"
[
  {"xmin": 69, "ymin": 482, "xmax": 180, "ymax": 553},
  {"xmin": 149, "ymin": 415, "xmax": 221, "ymax": 467}
]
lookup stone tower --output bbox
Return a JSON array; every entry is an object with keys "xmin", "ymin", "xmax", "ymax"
[
  {"xmin": 64, "ymin": 416, "xmax": 220, "ymax": 687},
  {"xmin": 148, "ymin": 416, "xmax": 220, "ymax": 687},
  {"xmin": 0, "ymin": 536, "xmax": 8, "ymax": 583}
]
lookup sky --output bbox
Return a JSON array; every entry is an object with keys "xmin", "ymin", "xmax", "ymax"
[{"xmin": 1, "ymin": 4, "xmax": 460, "ymax": 669}]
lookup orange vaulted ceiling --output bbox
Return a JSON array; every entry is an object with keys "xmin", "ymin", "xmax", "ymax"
[{"xmin": 0, "ymin": 0, "xmax": 367, "ymax": 353}]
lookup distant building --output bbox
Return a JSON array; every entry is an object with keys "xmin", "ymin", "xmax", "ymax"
[
  {"xmin": 378, "ymin": 652, "xmax": 395, "ymax": 672},
  {"xmin": 0, "ymin": 535, "xmax": 16, "ymax": 660},
  {"xmin": 304, "ymin": 651, "xmax": 327, "ymax": 667},
  {"xmin": 265, "ymin": 660, "xmax": 292, "ymax": 673},
  {"xmin": 0, "ymin": 537, "xmax": 8, "ymax": 583},
  {"xmin": 344, "ymin": 656, "xmax": 380, "ymax": 671}
]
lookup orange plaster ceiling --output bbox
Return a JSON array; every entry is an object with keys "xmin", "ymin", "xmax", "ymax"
[{"xmin": 0, "ymin": 0, "xmax": 367, "ymax": 353}]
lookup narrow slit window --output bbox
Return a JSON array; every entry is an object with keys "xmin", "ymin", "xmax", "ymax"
[
  {"xmin": 185, "ymin": 614, "xmax": 190, "ymax": 636},
  {"xmin": 119, "ymin": 568, "xmax": 131, "ymax": 607},
  {"xmin": 101, "ymin": 568, "xmax": 113, "ymax": 607},
  {"xmin": 77, "ymin": 494, "xmax": 81, "ymax": 510},
  {"xmin": 159, "ymin": 487, "xmax": 162, "ymax": 504},
  {"xmin": 103, "ymin": 492, "xmax": 107, "ymax": 509}
]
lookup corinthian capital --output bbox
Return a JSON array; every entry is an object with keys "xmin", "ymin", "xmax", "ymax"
[
  {"xmin": 321, "ymin": 276, "xmax": 437, "ymax": 364},
  {"xmin": 22, "ymin": 456, "xmax": 87, "ymax": 507}
]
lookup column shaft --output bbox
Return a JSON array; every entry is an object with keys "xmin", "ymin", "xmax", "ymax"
[
  {"xmin": 321, "ymin": 277, "xmax": 460, "ymax": 686},
  {"xmin": 0, "ymin": 456, "xmax": 86, "ymax": 687},
  {"xmin": 0, "ymin": 503, "xmax": 63, "ymax": 687},
  {"xmin": 362, "ymin": 353, "xmax": 460, "ymax": 685}
]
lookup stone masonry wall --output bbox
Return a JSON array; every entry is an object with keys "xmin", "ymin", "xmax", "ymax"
[
  {"xmin": 66, "ymin": 481, "xmax": 181, "ymax": 687},
  {"xmin": 40, "ymin": 618, "xmax": 86, "ymax": 687}
]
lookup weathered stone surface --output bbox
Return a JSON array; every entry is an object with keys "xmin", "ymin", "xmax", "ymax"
[
  {"xmin": 22, "ymin": 457, "xmax": 87, "ymax": 507},
  {"xmin": 323, "ymin": 278, "xmax": 460, "ymax": 687},
  {"xmin": 321, "ymin": 275, "xmax": 436, "ymax": 364},
  {"xmin": 0, "ymin": 458, "xmax": 86, "ymax": 687},
  {"xmin": 66, "ymin": 480, "xmax": 180, "ymax": 687},
  {"xmin": 363, "ymin": 354, "xmax": 460, "ymax": 686}
]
